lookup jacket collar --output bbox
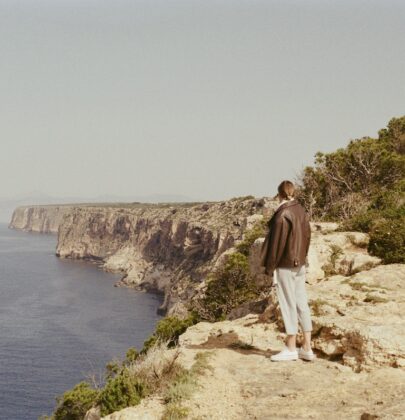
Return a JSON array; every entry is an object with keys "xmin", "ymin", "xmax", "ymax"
[{"xmin": 274, "ymin": 198, "xmax": 298, "ymax": 215}]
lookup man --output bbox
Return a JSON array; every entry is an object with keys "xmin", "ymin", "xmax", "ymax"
[{"xmin": 260, "ymin": 180, "xmax": 315, "ymax": 362}]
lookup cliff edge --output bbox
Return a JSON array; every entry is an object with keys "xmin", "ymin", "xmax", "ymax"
[{"xmin": 9, "ymin": 205, "xmax": 74, "ymax": 233}]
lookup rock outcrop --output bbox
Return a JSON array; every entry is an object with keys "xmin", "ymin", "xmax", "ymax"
[
  {"xmin": 101, "ymin": 314, "xmax": 405, "ymax": 420},
  {"xmin": 250, "ymin": 222, "xmax": 381, "ymax": 285},
  {"xmin": 9, "ymin": 205, "xmax": 74, "ymax": 233},
  {"xmin": 249, "ymin": 239, "xmax": 404, "ymax": 372},
  {"xmin": 98, "ymin": 242, "xmax": 404, "ymax": 418},
  {"xmin": 308, "ymin": 264, "xmax": 405, "ymax": 371}
]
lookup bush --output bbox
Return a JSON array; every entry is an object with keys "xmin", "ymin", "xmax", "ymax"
[
  {"xmin": 193, "ymin": 252, "xmax": 261, "ymax": 321},
  {"xmin": 341, "ymin": 180, "xmax": 405, "ymax": 263},
  {"xmin": 236, "ymin": 219, "xmax": 267, "ymax": 256},
  {"xmin": 53, "ymin": 382, "xmax": 99, "ymax": 420},
  {"xmin": 97, "ymin": 369, "xmax": 146, "ymax": 416},
  {"xmin": 50, "ymin": 314, "xmax": 199, "ymax": 419},
  {"xmin": 125, "ymin": 347, "xmax": 139, "ymax": 364},
  {"xmin": 368, "ymin": 217, "xmax": 405, "ymax": 263},
  {"xmin": 297, "ymin": 116, "xmax": 405, "ymax": 264},
  {"xmin": 297, "ymin": 116, "xmax": 405, "ymax": 221},
  {"xmin": 141, "ymin": 313, "xmax": 199, "ymax": 353}
]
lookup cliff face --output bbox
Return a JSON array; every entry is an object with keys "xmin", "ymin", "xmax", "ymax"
[
  {"xmin": 55, "ymin": 198, "xmax": 276, "ymax": 315},
  {"xmin": 8, "ymin": 205, "xmax": 74, "ymax": 233},
  {"xmin": 97, "ymin": 230, "xmax": 405, "ymax": 420}
]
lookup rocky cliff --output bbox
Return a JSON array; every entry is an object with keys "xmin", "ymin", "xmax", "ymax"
[
  {"xmin": 13, "ymin": 198, "xmax": 402, "ymax": 419},
  {"xmin": 94, "ymin": 257, "xmax": 405, "ymax": 420},
  {"xmin": 96, "ymin": 297, "xmax": 405, "ymax": 420},
  {"xmin": 55, "ymin": 197, "xmax": 276, "ymax": 315},
  {"xmin": 8, "ymin": 205, "xmax": 75, "ymax": 233}
]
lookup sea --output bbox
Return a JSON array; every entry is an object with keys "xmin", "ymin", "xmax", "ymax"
[{"xmin": 0, "ymin": 223, "xmax": 163, "ymax": 419}]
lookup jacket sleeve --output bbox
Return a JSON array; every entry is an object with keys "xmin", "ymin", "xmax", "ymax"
[
  {"xmin": 305, "ymin": 214, "xmax": 311, "ymax": 257},
  {"xmin": 262, "ymin": 215, "xmax": 291, "ymax": 276}
]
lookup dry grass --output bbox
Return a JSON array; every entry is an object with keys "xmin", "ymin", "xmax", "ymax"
[
  {"xmin": 162, "ymin": 351, "xmax": 214, "ymax": 420},
  {"xmin": 309, "ymin": 298, "xmax": 330, "ymax": 316},
  {"xmin": 126, "ymin": 340, "xmax": 183, "ymax": 393}
]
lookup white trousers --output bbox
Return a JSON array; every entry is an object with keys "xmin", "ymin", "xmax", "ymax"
[{"xmin": 275, "ymin": 265, "xmax": 312, "ymax": 335}]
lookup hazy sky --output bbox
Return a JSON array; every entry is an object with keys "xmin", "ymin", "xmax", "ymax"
[{"xmin": 1, "ymin": 0, "xmax": 404, "ymax": 202}]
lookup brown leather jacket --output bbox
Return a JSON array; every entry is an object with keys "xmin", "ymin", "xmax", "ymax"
[{"xmin": 260, "ymin": 199, "xmax": 311, "ymax": 276}]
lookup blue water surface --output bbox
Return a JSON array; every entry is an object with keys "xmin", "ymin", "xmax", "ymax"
[{"xmin": 0, "ymin": 223, "xmax": 163, "ymax": 419}]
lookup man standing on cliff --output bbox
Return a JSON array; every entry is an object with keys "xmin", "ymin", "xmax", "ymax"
[{"xmin": 260, "ymin": 180, "xmax": 315, "ymax": 362}]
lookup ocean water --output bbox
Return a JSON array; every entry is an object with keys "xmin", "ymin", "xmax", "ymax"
[{"xmin": 0, "ymin": 223, "xmax": 163, "ymax": 419}]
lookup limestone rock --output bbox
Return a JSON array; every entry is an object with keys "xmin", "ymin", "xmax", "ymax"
[
  {"xmin": 336, "ymin": 252, "xmax": 381, "ymax": 276},
  {"xmin": 101, "ymin": 397, "xmax": 165, "ymax": 419},
  {"xmin": 8, "ymin": 205, "xmax": 73, "ymax": 233},
  {"xmin": 249, "ymin": 248, "xmax": 404, "ymax": 372},
  {"xmin": 84, "ymin": 407, "xmax": 101, "ymax": 420},
  {"xmin": 250, "ymin": 228, "xmax": 381, "ymax": 285},
  {"xmin": 307, "ymin": 264, "xmax": 405, "ymax": 371},
  {"xmin": 310, "ymin": 221, "xmax": 340, "ymax": 233},
  {"xmin": 179, "ymin": 313, "xmax": 281, "ymax": 351},
  {"xmin": 245, "ymin": 213, "xmax": 263, "ymax": 230},
  {"xmin": 176, "ymin": 314, "xmax": 404, "ymax": 419}
]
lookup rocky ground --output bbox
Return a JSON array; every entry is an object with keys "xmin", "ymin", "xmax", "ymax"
[
  {"xmin": 100, "ymin": 257, "xmax": 405, "ymax": 419},
  {"xmin": 83, "ymin": 217, "xmax": 405, "ymax": 420},
  {"xmin": 101, "ymin": 312, "xmax": 405, "ymax": 420}
]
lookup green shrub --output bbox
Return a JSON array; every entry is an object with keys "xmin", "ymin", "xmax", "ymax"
[
  {"xmin": 368, "ymin": 216, "xmax": 405, "ymax": 263},
  {"xmin": 50, "ymin": 315, "xmax": 198, "ymax": 419},
  {"xmin": 342, "ymin": 210, "xmax": 375, "ymax": 233},
  {"xmin": 297, "ymin": 116, "xmax": 405, "ymax": 264},
  {"xmin": 162, "ymin": 403, "xmax": 190, "ymax": 419},
  {"xmin": 163, "ymin": 370, "xmax": 197, "ymax": 404},
  {"xmin": 341, "ymin": 181, "xmax": 405, "ymax": 263},
  {"xmin": 141, "ymin": 313, "xmax": 199, "ymax": 353},
  {"xmin": 321, "ymin": 244, "xmax": 344, "ymax": 276},
  {"xmin": 193, "ymin": 252, "xmax": 261, "ymax": 321},
  {"xmin": 125, "ymin": 347, "xmax": 139, "ymax": 364},
  {"xmin": 236, "ymin": 219, "xmax": 267, "ymax": 256},
  {"xmin": 53, "ymin": 382, "xmax": 99, "ymax": 420},
  {"xmin": 105, "ymin": 360, "xmax": 122, "ymax": 380},
  {"xmin": 97, "ymin": 369, "xmax": 146, "ymax": 416}
]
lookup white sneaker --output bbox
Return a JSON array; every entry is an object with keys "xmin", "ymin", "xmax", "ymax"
[
  {"xmin": 298, "ymin": 347, "xmax": 316, "ymax": 361},
  {"xmin": 270, "ymin": 346, "xmax": 298, "ymax": 361}
]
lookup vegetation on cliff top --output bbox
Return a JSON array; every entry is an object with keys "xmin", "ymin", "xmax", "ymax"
[{"xmin": 297, "ymin": 115, "xmax": 405, "ymax": 263}]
